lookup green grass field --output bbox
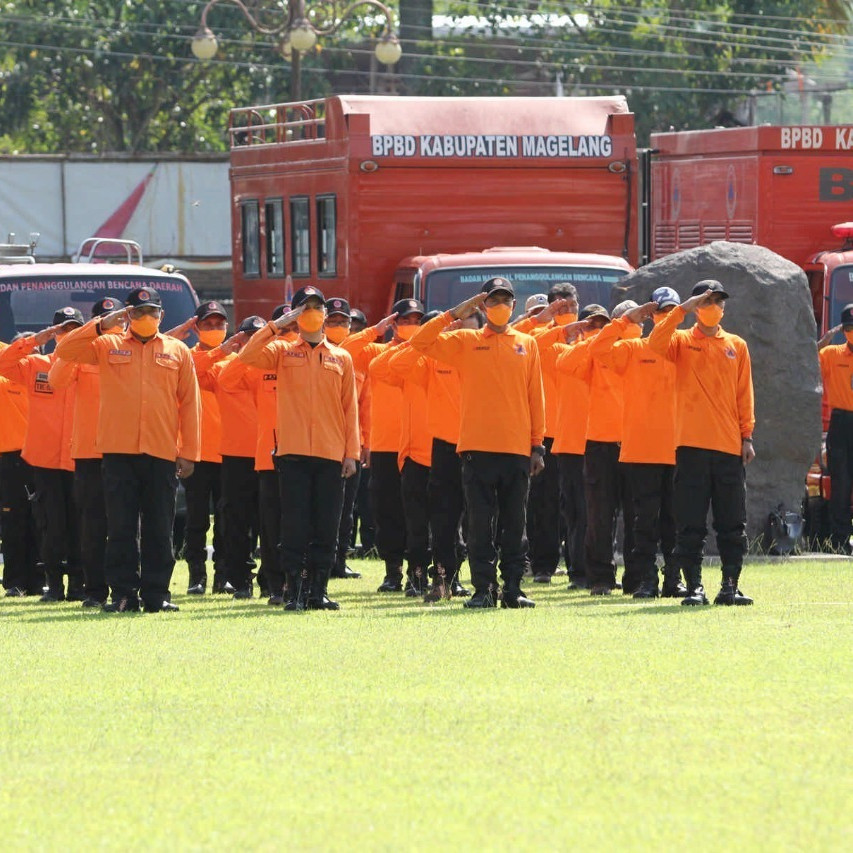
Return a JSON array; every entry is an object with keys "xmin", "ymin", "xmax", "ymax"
[{"xmin": 2, "ymin": 558, "xmax": 852, "ymax": 850}]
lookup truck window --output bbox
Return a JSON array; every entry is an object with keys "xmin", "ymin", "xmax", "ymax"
[
  {"xmin": 828, "ymin": 265, "xmax": 853, "ymax": 341},
  {"xmin": 265, "ymin": 199, "xmax": 285, "ymax": 277},
  {"xmin": 241, "ymin": 200, "xmax": 260, "ymax": 277},
  {"xmin": 317, "ymin": 195, "xmax": 337, "ymax": 276},
  {"xmin": 290, "ymin": 196, "xmax": 310, "ymax": 276}
]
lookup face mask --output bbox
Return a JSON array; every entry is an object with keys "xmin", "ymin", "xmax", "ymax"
[
  {"xmin": 396, "ymin": 324, "xmax": 418, "ymax": 341},
  {"xmin": 696, "ymin": 304, "xmax": 724, "ymax": 328},
  {"xmin": 651, "ymin": 312, "xmax": 669, "ymax": 326},
  {"xmin": 486, "ymin": 304, "xmax": 513, "ymax": 326},
  {"xmin": 555, "ymin": 312, "xmax": 579, "ymax": 326},
  {"xmin": 583, "ymin": 327, "xmax": 601, "ymax": 340},
  {"xmin": 622, "ymin": 323, "xmax": 643, "ymax": 340},
  {"xmin": 325, "ymin": 325, "xmax": 349, "ymax": 345},
  {"xmin": 297, "ymin": 308, "xmax": 325, "ymax": 333},
  {"xmin": 845, "ymin": 330, "xmax": 853, "ymax": 346},
  {"xmin": 130, "ymin": 315, "xmax": 160, "ymax": 338},
  {"xmin": 198, "ymin": 329, "xmax": 226, "ymax": 348},
  {"xmin": 53, "ymin": 332, "xmax": 68, "ymax": 345}
]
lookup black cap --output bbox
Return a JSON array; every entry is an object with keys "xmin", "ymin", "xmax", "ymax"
[
  {"xmin": 579, "ymin": 304, "xmax": 611, "ymax": 322},
  {"xmin": 481, "ymin": 277, "xmax": 515, "ymax": 297},
  {"xmin": 841, "ymin": 304, "xmax": 853, "ymax": 326},
  {"xmin": 238, "ymin": 315, "xmax": 266, "ymax": 335},
  {"xmin": 326, "ymin": 297, "xmax": 351, "ymax": 318},
  {"xmin": 291, "ymin": 286, "xmax": 325, "ymax": 309},
  {"xmin": 53, "ymin": 306, "xmax": 84, "ymax": 327},
  {"xmin": 126, "ymin": 287, "xmax": 162, "ymax": 308},
  {"xmin": 691, "ymin": 279, "xmax": 730, "ymax": 299},
  {"xmin": 91, "ymin": 297, "xmax": 120, "ymax": 318},
  {"xmin": 195, "ymin": 301, "xmax": 227, "ymax": 321},
  {"xmin": 392, "ymin": 298, "xmax": 425, "ymax": 318},
  {"xmin": 350, "ymin": 308, "xmax": 367, "ymax": 325},
  {"xmin": 271, "ymin": 303, "xmax": 291, "ymax": 322},
  {"xmin": 421, "ymin": 310, "xmax": 442, "ymax": 324}
]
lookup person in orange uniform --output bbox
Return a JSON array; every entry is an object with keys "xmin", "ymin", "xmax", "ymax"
[
  {"xmin": 56, "ymin": 286, "xmax": 201, "ymax": 613},
  {"xmin": 556, "ymin": 303, "xmax": 638, "ymax": 596},
  {"xmin": 0, "ymin": 340, "xmax": 40, "ymax": 596},
  {"xmin": 648, "ymin": 280, "xmax": 755, "ymax": 606},
  {"xmin": 342, "ymin": 301, "xmax": 416, "ymax": 593},
  {"xmin": 323, "ymin": 298, "xmax": 365, "ymax": 581},
  {"xmin": 47, "ymin": 298, "xmax": 126, "ymax": 607},
  {"xmin": 239, "ymin": 286, "xmax": 359, "ymax": 611},
  {"xmin": 410, "ymin": 277, "xmax": 545, "ymax": 609},
  {"xmin": 586, "ymin": 287, "xmax": 686, "ymax": 599},
  {"xmin": 194, "ymin": 314, "xmax": 266, "ymax": 598},
  {"xmin": 817, "ymin": 303, "xmax": 853, "ymax": 553},
  {"xmin": 0, "ymin": 308, "xmax": 84, "ymax": 602}
]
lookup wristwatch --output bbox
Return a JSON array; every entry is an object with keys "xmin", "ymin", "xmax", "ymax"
[{"xmin": 531, "ymin": 445, "xmax": 546, "ymax": 457}]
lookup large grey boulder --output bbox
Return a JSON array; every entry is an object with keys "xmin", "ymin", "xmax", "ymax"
[{"xmin": 617, "ymin": 241, "xmax": 821, "ymax": 547}]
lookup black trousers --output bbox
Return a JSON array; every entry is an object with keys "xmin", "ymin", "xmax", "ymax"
[
  {"xmin": 429, "ymin": 438, "xmax": 465, "ymax": 582},
  {"xmin": 369, "ymin": 450, "xmax": 406, "ymax": 575},
  {"xmin": 182, "ymin": 459, "xmax": 223, "ymax": 583},
  {"xmin": 673, "ymin": 446, "xmax": 747, "ymax": 585},
  {"xmin": 827, "ymin": 409, "xmax": 853, "ymax": 552},
  {"xmin": 335, "ymin": 462, "xmax": 361, "ymax": 573},
  {"xmin": 220, "ymin": 455, "xmax": 259, "ymax": 589},
  {"xmin": 258, "ymin": 469, "xmax": 283, "ymax": 596},
  {"xmin": 74, "ymin": 458, "xmax": 108, "ymax": 603},
  {"xmin": 0, "ymin": 450, "xmax": 40, "ymax": 593},
  {"xmin": 31, "ymin": 466, "xmax": 81, "ymax": 595},
  {"xmin": 352, "ymin": 466, "xmax": 375, "ymax": 550},
  {"xmin": 526, "ymin": 435, "xmax": 560, "ymax": 575},
  {"xmin": 276, "ymin": 455, "xmax": 345, "ymax": 601},
  {"xmin": 461, "ymin": 451, "xmax": 529, "ymax": 593},
  {"xmin": 101, "ymin": 453, "xmax": 177, "ymax": 608},
  {"xmin": 556, "ymin": 453, "xmax": 587, "ymax": 583},
  {"xmin": 583, "ymin": 441, "xmax": 635, "ymax": 589},
  {"xmin": 625, "ymin": 462, "xmax": 676, "ymax": 587},
  {"xmin": 401, "ymin": 457, "xmax": 431, "ymax": 581}
]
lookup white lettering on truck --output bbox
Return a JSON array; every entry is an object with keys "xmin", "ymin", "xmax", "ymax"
[{"xmin": 371, "ymin": 134, "xmax": 613, "ymax": 159}]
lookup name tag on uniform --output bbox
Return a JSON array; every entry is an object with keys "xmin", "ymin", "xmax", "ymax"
[
  {"xmin": 155, "ymin": 352, "xmax": 178, "ymax": 368},
  {"xmin": 109, "ymin": 349, "xmax": 132, "ymax": 357},
  {"xmin": 34, "ymin": 372, "xmax": 52, "ymax": 394}
]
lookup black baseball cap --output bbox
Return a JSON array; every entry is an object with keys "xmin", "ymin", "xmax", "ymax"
[
  {"xmin": 421, "ymin": 310, "xmax": 442, "ymax": 324},
  {"xmin": 126, "ymin": 287, "xmax": 162, "ymax": 308},
  {"xmin": 91, "ymin": 297, "xmax": 120, "ymax": 318},
  {"xmin": 326, "ymin": 297, "xmax": 351, "ymax": 318},
  {"xmin": 238, "ymin": 315, "xmax": 266, "ymax": 335},
  {"xmin": 392, "ymin": 298, "xmax": 425, "ymax": 318},
  {"xmin": 841, "ymin": 304, "xmax": 853, "ymax": 326},
  {"xmin": 271, "ymin": 303, "xmax": 291, "ymax": 322},
  {"xmin": 579, "ymin": 304, "xmax": 611, "ymax": 322},
  {"xmin": 350, "ymin": 308, "xmax": 367, "ymax": 326},
  {"xmin": 53, "ymin": 306, "xmax": 84, "ymax": 327},
  {"xmin": 691, "ymin": 279, "xmax": 730, "ymax": 299},
  {"xmin": 195, "ymin": 301, "xmax": 227, "ymax": 321},
  {"xmin": 481, "ymin": 277, "xmax": 515, "ymax": 297},
  {"xmin": 292, "ymin": 286, "xmax": 325, "ymax": 308}
]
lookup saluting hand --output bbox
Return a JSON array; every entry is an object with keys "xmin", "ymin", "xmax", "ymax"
[
  {"xmin": 342, "ymin": 457, "xmax": 358, "ymax": 479},
  {"xmin": 819, "ymin": 324, "xmax": 842, "ymax": 350},
  {"xmin": 562, "ymin": 319, "xmax": 591, "ymax": 343},
  {"xmin": 534, "ymin": 297, "xmax": 570, "ymax": 325},
  {"xmin": 99, "ymin": 308, "xmax": 128, "ymax": 332},
  {"xmin": 624, "ymin": 301, "xmax": 657, "ymax": 324},
  {"xmin": 451, "ymin": 292, "xmax": 486, "ymax": 320},
  {"xmin": 220, "ymin": 331, "xmax": 248, "ymax": 354},
  {"xmin": 373, "ymin": 312, "xmax": 398, "ymax": 335},
  {"xmin": 680, "ymin": 292, "xmax": 714, "ymax": 315},
  {"xmin": 273, "ymin": 305, "xmax": 304, "ymax": 329},
  {"xmin": 32, "ymin": 324, "xmax": 65, "ymax": 346},
  {"xmin": 166, "ymin": 316, "xmax": 197, "ymax": 340}
]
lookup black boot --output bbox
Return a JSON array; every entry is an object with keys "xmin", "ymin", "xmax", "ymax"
[
  {"xmin": 424, "ymin": 564, "xmax": 450, "ymax": 602},
  {"xmin": 377, "ymin": 563, "xmax": 403, "ymax": 592},
  {"xmin": 284, "ymin": 569, "xmax": 310, "ymax": 611},
  {"xmin": 661, "ymin": 564, "xmax": 688, "ymax": 598},
  {"xmin": 187, "ymin": 564, "xmax": 207, "ymax": 595},
  {"xmin": 39, "ymin": 572, "xmax": 65, "ymax": 603},
  {"xmin": 500, "ymin": 584, "xmax": 535, "ymax": 608},
  {"xmin": 463, "ymin": 584, "xmax": 498, "ymax": 609},
  {"xmin": 681, "ymin": 565, "xmax": 708, "ymax": 606},
  {"xmin": 404, "ymin": 565, "xmax": 427, "ymax": 597},
  {"xmin": 714, "ymin": 570, "xmax": 753, "ymax": 606}
]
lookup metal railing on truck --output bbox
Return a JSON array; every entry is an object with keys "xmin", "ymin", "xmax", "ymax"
[{"xmin": 229, "ymin": 99, "xmax": 327, "ymax": 148}]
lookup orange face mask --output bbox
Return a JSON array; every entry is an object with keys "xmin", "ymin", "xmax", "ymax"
[
  {"xmin": 396, "ymin": 324, "xmax": 418, "ymax": 341},
  {"xmin": 198, "ymin": 329, "xmax": 226, "ymax": 348},
  {"xmin": 621, "ymin": 323, "xmax": 642, "ymax": 340},
  {"xmin": 325, "ymin": 325, "xmax": 349, "ymax": 345},
  {"xmin": 651, "ymin": 312, "xmax": 669, "ymax": 325},
  {"xmin": 555, "ymin": 312, "xmax": 579, "ymax": 326},
  {"xmin": 486, "ymin": 304, "xmax": 513, "ymax": 326},
  {"xmin": 844, "ymin": 330, "xmax": 853, "ymax": 346},
  {"xmin": 696, "ymin": 304, "xmax": 724, "ymax": 327},
  {"xmin": 130, "ymin": 315, "xmax": 160, "ymax": 338},
  {"xmin": 297, "ymin": 309, "xmax": 325, "ymax": 333},
  {"xmin": 583, "ymin": 327, "xmax": 602, "ymax": 340}
]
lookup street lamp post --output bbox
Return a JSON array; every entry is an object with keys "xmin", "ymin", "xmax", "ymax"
[{"xmin": 191, "ymin": 0, "xmax": 402, "ymax": 101}]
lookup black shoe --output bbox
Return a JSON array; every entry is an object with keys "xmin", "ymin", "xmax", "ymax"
[
  {"xmin": 81, "ymin": 597, "xmax": 105, "ymax": 608},
  {"xmin": 283, "ymin": 597, "xmax": 307, "ymax": 612},
  {"xmin": 501, "ymin": 589, "xmax": 536, "ymax": 608},
  {"xmin": 330, "ymin": 565, "xmax": 361, "ymax": 579},
  {"xmin": 661, "ymin": 581, "xmax": 689, "ymax": 598},
  {"xmin": 145, "ymin": 601, "xmax": 179, "ymax": 613},
  {"xmin": 567, "ymin": 577, "xmax": 589, "ymax": 591},
  {"xmin": 187, "ymin": 583, "xmax": 205, "ymax": 595},
  {"xmin": 404, "ymin": 580, "xmax": 427, "ymax": 597},
  {"xmin": 714, "ymin": 581, "xmax": 753, "ymax": 606},
  {"xmin": 267, "ymin": 594, "xmax": 284, "ymax": 606},
  {"xmin": 632, "ymin": 583, "xmax": 659, "ymax": 599},
  {"xmin": 463, "ymin": 588, "xmax": 497, "ymax": 609},
  {"xmin": 233, "ymin": 586, "xmax": 254, "ymax": 600},
  {"xmin": 681, "ymin": 586, "xmax": 710, "ymax": 606},
  {"xmin": 66, "ymin": 587, "xmax": 86, "ymax": 602},
  {"xmin": 4, "ymin": 587, "xmax": 26, "ymax": 597},
  {"xmin": 589, "ymin": 584, "xmax": 612, "ymax": 596},
  {"xmin": 377, "ymin": 577, "xmax": 403, "ymax": 593},
  {"xmin": 211, "ymin": 578, "xmax": 228, "ymax": 594},
  {"xmin": 103, "ymin": 597, "xmax": 140, "ymax": 613},
  {"xmin": 532, "ymin": 573, "xmax": 552, "ymax": 584},
  {"xmin": 424, "ymin": 581, "xmax": 450, "ymax": 603},
  {"xmin": 39, "ymin": 590, "xmax": 65, "ymax": 603},
  {"xmin": 450, "ymin": 580, "xmax": 471, "ymax": 598},
  {"xmin": 307, "ymin": 595, "xmax": 341, "ymax": 611}
]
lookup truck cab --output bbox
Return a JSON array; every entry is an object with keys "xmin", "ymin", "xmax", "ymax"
[{"xmin": 804, "ymin": 223, "xmax": 853, "ymax": 335}]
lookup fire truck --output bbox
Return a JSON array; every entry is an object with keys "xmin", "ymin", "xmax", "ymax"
[{"xmin": 227, "ymin": 95, "xmax": 639, "ymax": 321}]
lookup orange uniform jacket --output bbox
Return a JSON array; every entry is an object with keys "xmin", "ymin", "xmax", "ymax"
[
  {"xmin": 218, "ymin": 356, "xmax": 275, "ymax": 471},
  {"xmin": 191, "ymin": 346, "xmax": 223, "ymax": 464},
  {"xmin": 556, "ymin": 332, "xmax": 623, "ymax": 444},
  {"xmin": 648, "ymin": 306, "xmax": 755, "ymax": 456},
  {"xmin": 239, "ymin": 325, "xmax": 360, "ymax": 462},
  {"xmin": 47, "ymin": 359, "xmax": 102, "ymax": 460},
  {"xmin": 0, "ymin": 338, "xmax": 75, "ymax": 470},
  {"xmin": 529, "ymin": 325, "xmax": 559, "ymax": 439},
  {"xmin": 55, "ymin": 322, "xmax": 201, "ymax": 462},
  {"xmin": 0, "ymin": 344, "xmax": 28, "ymax": 454},
  {"xmin": 819, "ymin": 344, "xmax": 853, "ymax": 412},
  {"xmin": 534, "ymin": 327, "xmax": 589, "ymax": 456},
  {"xmin": 588, "ymin": 318, "xmax": 676, "ymax": 465},
  {"xmin": 410, "ymin": 311, "xmax": 545, "ymax": 457}
]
